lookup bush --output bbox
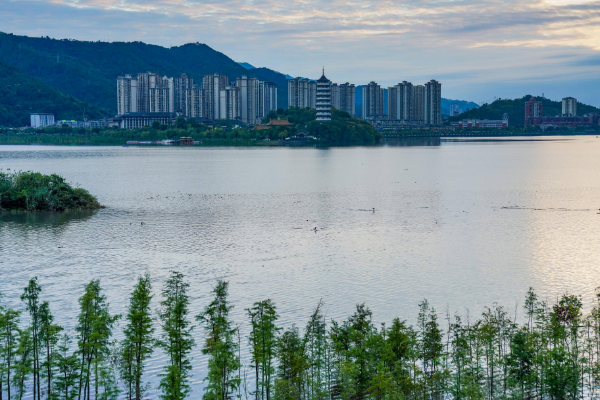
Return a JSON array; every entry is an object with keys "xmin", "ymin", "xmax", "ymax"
[{"xmin": 0, "ymin": 170, "xmax": 102, "ymax": 211}]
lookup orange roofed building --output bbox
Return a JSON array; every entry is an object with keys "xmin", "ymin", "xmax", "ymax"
[{"xmin": 254, "ymin": 119, "xmax": 292, "ymax": 130}]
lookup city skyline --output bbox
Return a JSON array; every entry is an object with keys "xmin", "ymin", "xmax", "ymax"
[{"xmin": 1, "ymin": 0, "xmax": 600, "ymax": 106}]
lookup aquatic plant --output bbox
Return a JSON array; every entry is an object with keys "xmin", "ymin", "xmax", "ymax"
[{"xmin": 0, "ymin": 170, "xmax": 102, "ymax": 212}]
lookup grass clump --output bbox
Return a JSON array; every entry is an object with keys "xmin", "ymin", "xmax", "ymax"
[{"xmin": 0, "ymin": 170, "xmax": 102, "ymax": 211}]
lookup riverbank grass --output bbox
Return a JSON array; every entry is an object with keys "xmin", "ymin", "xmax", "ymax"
[{"xmin": 0, "ymin": 170, "xmax": 102, "ymax": 211}]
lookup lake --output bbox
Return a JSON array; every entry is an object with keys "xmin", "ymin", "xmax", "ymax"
[{"xmin": 2, "ymin": 136, "xmax": 600, "ymax": 394}]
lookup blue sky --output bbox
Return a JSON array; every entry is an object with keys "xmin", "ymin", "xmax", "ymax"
[{"xmin": 2, "ymin": 0, "xmax": 600, "ymax": 106}]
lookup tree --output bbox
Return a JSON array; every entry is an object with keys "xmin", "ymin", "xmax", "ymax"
[
  {"xmin": 39, "ymin": 301, "xmax": 63, "ymax": 399},
  {"xmin": 197, "ymin": 280, "xmax": 240, "ymax": 400},
  {"xmin": 75, "ymin": 280, "xmax": 120, "ymax": 400},
  {"xmin": 120, "ymin": 273, "xmax": 155, "ymax": 400},
  {"xmin": 158, "ymin": 271, "xmax": 195, "ymax": 400},
  {"xmin": 54, "ymin": 335, "xmax": 80, "ymax": 400},
  {"xmin": 0, "ymin": 299, "xmax": 22, "ymax": 400},
  {"xmin": 21, "ymin": 277, "xmax": 42, "ymax": 400},
  {"xmin": 247, "ymin": 300, "xmax": 280, "ymax": 400}
]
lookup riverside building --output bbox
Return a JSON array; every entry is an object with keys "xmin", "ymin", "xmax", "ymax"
[
  {"xmin": 562, "ymin": 97, "xmax": 577, "ymax": 116},
  {"xmin": 362, "ymin": 82, "xmax": 385, "ymax": 118},
  {"xmin": 116, "ymin": 72, "xmax": 277, "ymax": 125},
  {"xmin": 288, "ymin": 78, "xmax": 317, "ymax": 108},
  {"xmin": 386, "ymin": 80, "xmax": 440, "ymax": 125}
]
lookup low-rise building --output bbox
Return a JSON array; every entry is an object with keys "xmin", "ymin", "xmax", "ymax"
[
  {"xmin": 117, "ymin": 112, "xmax": 178, "ymax": 129},
  {"xmin": 453, "ymin": 114, "xmax": 509, "ymax": 129}
]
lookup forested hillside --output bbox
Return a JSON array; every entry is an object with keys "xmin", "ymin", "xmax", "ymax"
[
  {"xmin": 0, "ymin": 60, "xmax": 111, "ymax": 126},
  {"xmin": 0, "ymin": 32, "xmax": 289, "ymax": 113},
  {"xmin": 450, "ymin": 95, "xmax": 600, "ymax": 126}
]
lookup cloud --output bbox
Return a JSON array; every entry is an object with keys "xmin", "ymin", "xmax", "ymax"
[{"xmin": 1, "ymin": 0, "xmax": 600, "ymax": 104}]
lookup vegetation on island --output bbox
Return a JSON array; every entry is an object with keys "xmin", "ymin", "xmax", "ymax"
[
  {"xmin": 2, "ymin": 274, "xmax": 600, "ymax": 399},
  {"xmin": 0, "ymin": 170, "xmax": 102, "ymax": 211},
  {"xmin": 0, "ymin": 107, "xmax": 381, "ymax": 146},
  {"xmin": 449, "ymin": 95, "xmax": 600, "ymax": 126}
]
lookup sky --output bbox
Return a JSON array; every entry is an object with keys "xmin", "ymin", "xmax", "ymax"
[{"xmin": 2, "ymin": 0, "xmax": 600, "ymax": 106}]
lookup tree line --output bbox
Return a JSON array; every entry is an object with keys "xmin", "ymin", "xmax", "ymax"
[{"xmin": 2, "ymin": 273, "xmax": 600, "ymax": 399}]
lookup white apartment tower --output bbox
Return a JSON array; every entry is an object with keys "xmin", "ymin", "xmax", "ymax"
[
  {"xmin": 388, "ymin": 81, "xmax": 414, "ymax": 120},
  {"xmin": 203, "ymin": 74, "xmax": 230, "ymax": 120},
  {"xmin": 186, "ymin": 85, "xmax": 205, "ymax": 118},
  {"xmin": 288, "ymin": 78, "xmax": 317, "ymax": 108},
  {"xmin": 562, "ymin": 97, "xmax": 577, "ymax": 116},
  {"xmin": 261, "ymin": 82, "xmax": 278, "ymax": 117},
  {"xmin": 137, "ymin": 72, "xmax": 161, "ymax": 113},
  {"xmin": 149, "ymin": 76, "xmax": 175, "ymax": 113},
  {"xmin": 424, "ymin": 80, "xmax": 442, "ymax": 125},
  {"xmin": 219, "ymin": 86, "xmax": 239, "ymax": 120},
  {"xmin": 362, "ymin": 82, "xmax": 385, "ymax": 118},
  {"xmin": 236, "ymin": 75, "xmax": 260, "ymax": 124},
  {"xmin": 316, "ymin": 70, "xmax": 332, "ymax": 121},
  {"xmin": 117, "ymin": 75, "xmax": 138, "ymax": 114},
  {"xmin": 175, "ymin": 74, "xmax": 193, "ymax": 113}
]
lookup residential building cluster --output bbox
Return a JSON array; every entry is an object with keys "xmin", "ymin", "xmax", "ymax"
[
  {"xmin": 117, "ymin": 72, "xmax": 278, "ymax": 125},
  {"xmin": 288, "ymin": 76, "xmax": 442, "ymax": 126},
  {"xmin": 452, "ymin": 114, "xmax": 509, "ymax": 129},
  {"xmin": 525, "ymin": 97, "xmax": 599, "ymax": 127}
]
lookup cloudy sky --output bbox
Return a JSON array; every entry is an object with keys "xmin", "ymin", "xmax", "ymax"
[{"xmin": 2, "ymin": 0, "xmax": 600, "ymax": 105}]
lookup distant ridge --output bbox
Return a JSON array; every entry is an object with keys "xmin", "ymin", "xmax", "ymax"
[
  {"xmin": 238, "ymin": 62, "xmax": 255, "ymax": 70},
  {"xmin": 0, "ymin": 59, "xmax": 110, "ymax": 126},
  {"xmin": 0, "ymin": 32, "xmax": 288, "ymax": 114}
]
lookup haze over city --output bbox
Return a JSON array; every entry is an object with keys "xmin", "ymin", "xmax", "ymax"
[{"xmin": 2, "ymin": 0, "xmax": 600, "ymax": 105}]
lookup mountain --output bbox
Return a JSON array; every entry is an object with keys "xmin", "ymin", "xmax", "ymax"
[
  {"xmin": 238, "ymin": 62, "xmax": 255, "ymax": 70},
  {"xmin": 0, "ymin": 60, "xmax": 111, "ymax": 127},
  {"xmin": 0, "ymin": 32, "xmax": 288, "ymax": 113},
  {"xmin": 441, "ymin": 99, "xmax": 479, "ymax": 115},
  {"xmin": 449, "ymin": 95, "xmax": 600, "ymax": 126}
]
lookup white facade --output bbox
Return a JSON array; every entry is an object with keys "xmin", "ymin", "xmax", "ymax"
[
  {"xmin": 288, "ymin": 78, "xmax": 316, "ymax": 108},
  {"xmin": 562, "ymin": 97, "xmax": 577, "ymax": 116},
  {"xmin": 117, "ymin": 75, "xmax": 138, "ymax": 114},
  {"xmin": 30, "ymin": 113, "xmax": 55, "ymax": 128}
]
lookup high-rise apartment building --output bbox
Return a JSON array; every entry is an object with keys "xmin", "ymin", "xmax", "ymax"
[
  {"xmin": 203, "ymin": 74, "xmax": 230, "ymax": 120},
  {"xmin": 562, "ymin": 97, "xmax": 577, "ymax": 116},
  {"xmin": 525, "ymin": 98, "xmax": 543, "ymax": 126},
  {"xmin": 185, "ymin": 85, "xmax": 205, "ymax": 118},
  {"xmin": 149, "ymin": 76, "xmax": 174, "ymax": 113},
  {"xmin": 412, "ymin": 85, "xmax": 425, "ymax": 121},
  {"xmin": 362, "ymin": 82, "xmax": 385, "ymax": 118},
  {"xmin": 316, "ymin": 71, "xmax": 332, "ymax": 121},
  {"xmin": 117, "ymin": 75, "xmax": 138, "ymax": 114},
  {"xmin": 288, "ymin": 78, "xmax": 316, "ymax": 108},
  {"xmin": 174, "ymin": 74, "xmax": 193, "ymax": 113},
  {"xmin": 137, "ymin": 72, "xmax": 160, "ymax": 113},
  {"xmin": 337, "ymin": 83, "xmax": 356, "ymax": 115},
  {"xmin": 388, "ymin": 81, "xmax": 414, "ymax": 120},
  {"xmin": 219, "ymin": 86, "xmax": 239, "ymax": 120},
  {"xmin": 117, "ymin": 71, "xmax": 276, "ymax": 123},
  {"xmin": 331, "ymin": 84, "xmax": 340, "ymax": 110},
  {"xmin": 424, "ymin": 80, "xmax": 442, "ymax": 125},
  {"xmin": 263, "ymin": 82, "xmax": 278, "ymax": 116}
]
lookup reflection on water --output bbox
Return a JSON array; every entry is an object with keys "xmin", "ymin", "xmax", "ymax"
[
  {"xmin": 2, "ymin": 137, "xmax": 600, "ymax": 396},
  {"xmin": 382, "ymin": 137, "xmax": 441, "ymax": 146},
  {"xmin": 0, "ymin": 209, "xmax": 97, "ymax": 225}
]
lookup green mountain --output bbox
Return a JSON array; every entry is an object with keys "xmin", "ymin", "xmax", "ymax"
[
  {"xmin": 0, "ymin": 60, "xmax": 111, "ymax": 127},
  {"xmin": 0, "ymin": 32, "xmax": 288, "ymax": 114},
  {"xmin": 449, "ymin": 95, "xmax": 600, "ymax": 126}
]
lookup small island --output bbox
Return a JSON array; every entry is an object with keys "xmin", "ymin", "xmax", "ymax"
[{"xmin": 0, "ymin": 170, "xmax": 102, "ymax": 212}]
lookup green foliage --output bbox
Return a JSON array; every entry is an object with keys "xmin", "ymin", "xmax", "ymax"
[
  {"xmin": 0, "ymin": 32, "xmax": 289, "ymax": 118},
  {"xmin": 247, "ymin": 300, "xmax": 280, "ymax": 400},
  {"xmin": 0, "ymin": 59, "xmax": 110, "ymax": 127},
  {"xmin": 120, "ymin": 273, "xmax": 155, "ymax": 400},
  {"xmin": 158, "ymin": 271, "xmax": 195, "ymax": 400},
  {"xmin": 197, "ymin": 280, "xmax": 241, "ymax": 400},
  {"xmin": 449, "ymin": 95, "xmax": 600, "ymax": 127},
  {"xmin": 0, "ymin": 170, "xmax": 102, "ymax": 212}
]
